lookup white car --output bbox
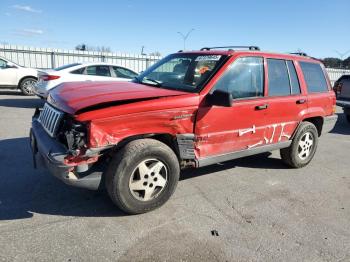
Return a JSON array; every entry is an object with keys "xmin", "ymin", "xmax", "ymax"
[
  {"xmin": 34, "ymin": 62, "xmax": 139, "ymax": 98},
  {"xmin": 0, "ymin": 57, "xmax": 38, "ymax": 95}
]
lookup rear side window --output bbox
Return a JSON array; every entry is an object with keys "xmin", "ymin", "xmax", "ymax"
[
  {"xmin": 213, "ymin": 56, "xmax": 264, "ymax": 99},
  {"xmin": 286, "ymin": 61, "xmax": 301, "ymax": 94},
  {"xmin": 300, "ymin": 62, "xmax": 328, "ymax": 93},
  {"xmin": 86, "ymin": 66, "xmax": 111, "ymax": 77},
  {"xmin": 71, "ymin": 67, "xmax": 85, "ymax": 74},
  {"xmin": 267, "ymin": 59, "xmax": 290, "ymax": 96}
]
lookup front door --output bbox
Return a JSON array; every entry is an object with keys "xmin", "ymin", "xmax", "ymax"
[
  {"xmin": 195, "ymin": 56, "xmax": 269, "ymax": 158},
  {"xmin": 0, "ymin": 59, "xmax": 17, "ymax": 86}
]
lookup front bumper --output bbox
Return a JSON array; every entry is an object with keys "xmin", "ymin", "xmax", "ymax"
[
  {"xmin": 322, "ymin": 115, "xmax": 338, "ymax": 134},
  {"xmin": 30, "ymin": 118, "xmax": 102, "ymax": 190}
]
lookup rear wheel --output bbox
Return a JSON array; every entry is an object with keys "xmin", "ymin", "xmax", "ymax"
[
  {"xmin": 105, "ymin": 139, "xmax": 180, "ymax": 214},
  {"xmin": 280, "ymin": 122, "xmax": 318, "ymax": 168},
  {"xmin": 19, "ymin": 77, "xmax": 37, "ymax": 96}
]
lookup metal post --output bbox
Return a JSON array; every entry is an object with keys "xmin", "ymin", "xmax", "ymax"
[
  {"xmin": 177, "ymin": 29, "xmax": 195, "ymax": 51},
  {"xmin": 51, "ymin": 52, "xmax": 55, "ymax": 69}
]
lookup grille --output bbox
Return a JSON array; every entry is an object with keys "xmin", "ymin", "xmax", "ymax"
[{"xmin": 38, "ymin": 103, "xmax": 64, "ymax": 137}]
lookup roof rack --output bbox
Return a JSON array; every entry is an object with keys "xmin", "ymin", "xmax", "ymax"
[
  {"xmin": 290, "ymin": 52, "xmax": 308, "ymax": 57},
  {"xmin": 200, "ymin": 46, "xmax": 260, "ymax": 51}
]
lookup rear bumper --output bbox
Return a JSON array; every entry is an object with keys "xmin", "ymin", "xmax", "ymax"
[
  {"xmin": 322, "ymin": 115, "xmax": 338, "ymax": 134},
  {"xmin": 30, "ymin": 118, "xmax": 102, "ymax": 190},
  {"xmin": 336, "ymin": 99, "xmax": 350, "ymax": 108},
  {"xmin": 33, "ymin": 88, "xmax": 48, "ymax": 98}
]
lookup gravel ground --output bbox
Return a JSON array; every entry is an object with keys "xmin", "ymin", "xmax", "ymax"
[{"xmin": 0, "ymin": 90, "xmax": 349, "ymax": 262}]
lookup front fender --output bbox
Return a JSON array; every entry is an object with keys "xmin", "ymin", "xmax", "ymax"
[{"xmin": 88, "ymin": 108, "xmax": 197, "ymax": 148}]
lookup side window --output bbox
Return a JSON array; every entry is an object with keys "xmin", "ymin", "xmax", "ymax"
[
  {"xmin": 71, "ymin": 67, "xmax": 85, "ymax": 75},
  {"xmin": 86, "ymin": 66, "xmax": 111, "ymax": 77},
  {"xmin": 0, "ymin": 59, "xmax": 7, "ymax": 68},
  {"xmin": 267, "ymin": 59, "xmax": 290, "ymax": 96},
  {"xmin": 113, "ymin": 67, "xmax": 138, "ymax": 79},
  {"xmin": 213, "ymin": 57, "xmax": 264, "ymax": 99},
  {"xmin": 286, "ymin": 61, "xmax": 301, "ymax": 94},
  {"xmin": 299, "ymin": 62, "xmax": 328, "ymax": 93}
]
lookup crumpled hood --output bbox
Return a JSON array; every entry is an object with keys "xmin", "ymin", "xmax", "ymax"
[{"xmin": 48, "ymin": 81, "xmax": 188, "ymax": 115}]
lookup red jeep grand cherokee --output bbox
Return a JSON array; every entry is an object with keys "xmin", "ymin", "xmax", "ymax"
[{"xmin": 30, "ymin": 46, "xmax": 337, "ymax": 214}]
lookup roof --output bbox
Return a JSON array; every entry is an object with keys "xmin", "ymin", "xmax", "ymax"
[{"xmin": 180, "ymin": 49, "xmax": 320, "ymax": 62}]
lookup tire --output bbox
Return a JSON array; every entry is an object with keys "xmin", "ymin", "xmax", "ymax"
[
  {"xmin": 105, "ymin": 139, "xmax": 180, "ymax": 214},
  {"xmin": 280, "ymin": 121, "xmax": 319, "ymax": 168},
  {"xmin": 19, "ymin": 77, "xmax": 37, "ymax": 96}
]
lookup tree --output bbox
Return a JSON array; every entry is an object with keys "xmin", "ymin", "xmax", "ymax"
[
  {"xmin": 322, "ymin": 57, "xmax": 343, "ymax": 68},
  {"xmin": 343, "ymin": 56, "xmax": 350, "ymax": 69},
  {"xmin": 75, "ymin": 43, "xmax": 111, "ymax": 53},
  {"xmin": 75, "ymin": 44, "xmax": 86, "ymax": 51},
  {"xmin": 149, "ymin": 51, "xmax": 161, "ymax": 56}
]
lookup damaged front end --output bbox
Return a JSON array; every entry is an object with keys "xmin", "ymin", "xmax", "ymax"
[{"xmin": 30, "ymin": 104, "xmax": 108, "ymax": 190}]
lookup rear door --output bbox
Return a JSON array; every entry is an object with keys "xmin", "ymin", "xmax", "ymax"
[
  {"xmin": 299, "ymin": 62, "xmax": 334, "ymax": 116},
  {"xmin": 262, "ymin": 58, "xmax": 307, "ymax": 144}
]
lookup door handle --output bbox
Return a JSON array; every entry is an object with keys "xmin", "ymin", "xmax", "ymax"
[
  {"xmin": 296, "ymin": 99, "xmax": 306, "ymax": 104},
  {"xmin": 255, "ymin": 104, "xmax": 268, "ymax": 110}
]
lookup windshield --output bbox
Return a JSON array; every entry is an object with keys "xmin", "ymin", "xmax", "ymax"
[
  {"xmin": 134, "ymin": 53, "xmax": 228, "ymax": 92},
  {"xmin": 54, "ymin": 63, "xmax": 81, "ymax": 71}
]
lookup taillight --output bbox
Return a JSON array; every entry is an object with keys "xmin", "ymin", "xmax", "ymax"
[{"xmin": 40, "ymin": 75, "xmax": 60, "ymax": 81}]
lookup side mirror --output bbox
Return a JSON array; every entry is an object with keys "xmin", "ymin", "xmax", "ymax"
[{"xmin": 208, "ymin": 89, "xmax": 233, "ymax": 107}]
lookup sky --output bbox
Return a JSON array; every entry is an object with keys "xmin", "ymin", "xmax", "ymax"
[{"xmin": 0, "ymin": 0, "xmax": 350, "ymax": 59}]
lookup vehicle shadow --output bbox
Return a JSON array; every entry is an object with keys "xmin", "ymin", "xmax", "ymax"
[
  {"xmin": 0, "ymin": 97, "xmax": 44, "ymax": 109},
  {"xmin": 0, "ymin": 89, "xmax": 23, "ymax": 96},
  {"xmin": 330, "ymin": 113, "xmax": 350, "ymax": 135},
  {"xmin": 0, "ymin": 137, "xmax": 125, "ymax": 220},
  {"xmin": 0, "ymin": 137, "xmax": 289, "ymax": 220},
  {"xmin": 180, "ymin": 152, "xmax": 287, "ymax": 180}
]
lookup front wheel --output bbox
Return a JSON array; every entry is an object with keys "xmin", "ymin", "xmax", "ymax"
[
  {"xmin": 105, "ymin": 139, "xmax": 180, "ymax": 214},
  {"xmin": 19, "ymin": 77, "xmax": 37, "ymax": 96},
  {"xmin": 280, "ymin": 122, "xmax": 319, "ymax": 168}
]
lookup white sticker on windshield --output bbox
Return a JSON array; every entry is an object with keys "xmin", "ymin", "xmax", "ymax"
[{"xmin": 195, "ymin": 55, "xmax": 222, "ymax": 61}]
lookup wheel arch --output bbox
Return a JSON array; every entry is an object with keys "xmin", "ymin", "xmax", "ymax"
[
  {"xmin": 18, "ymin": 75, "xmax": 38, "ymax": 88},
  {"xmin": 302, "ymin": 116, "xmax": 324, "ymax": 136},
  {"xmin": 111, "ymin": 133, "xmax": 181, "ymax": 160}
]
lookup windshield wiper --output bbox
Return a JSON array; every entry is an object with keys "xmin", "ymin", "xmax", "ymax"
[{"xmin": 141, "ymin": 77, "xmax": 162, "ymax": 87}]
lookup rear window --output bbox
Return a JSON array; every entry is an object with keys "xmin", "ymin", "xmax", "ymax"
[
  {"xmin": 300, "ymin": 62, "xmax": 328, "ymax": 93},
  {"xmin": 54, "ymin": 63, "xmax": 81, "ymax": 71}
]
